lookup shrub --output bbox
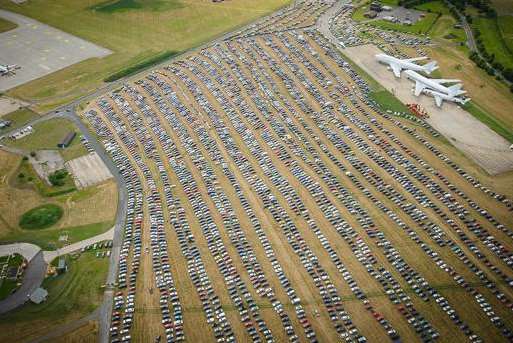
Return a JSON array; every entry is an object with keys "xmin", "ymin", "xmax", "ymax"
[
  {"xmin": 19, "ymin": 204, "xmax": 63, "ymax": 230},
  {"xmin": 48, "ymin": 169, "xmax": 69, "ymax": 187}
]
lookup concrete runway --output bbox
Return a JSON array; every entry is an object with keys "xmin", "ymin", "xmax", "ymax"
[
  {"xmin": 0, "ymin": 9, "xmax": 111, "ymax": 92},
  {"xmin": 343, "ymin": 44, "xmax": 513, "ymax": 175}
]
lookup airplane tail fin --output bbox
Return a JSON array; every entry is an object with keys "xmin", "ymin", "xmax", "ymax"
[
  {"xmin": 423, "ymin": 61, "xmax": 438, "ymax": 74},
  {"xmin": 448, "ymin": 84, "xmax": 465, "ymax": 96}
]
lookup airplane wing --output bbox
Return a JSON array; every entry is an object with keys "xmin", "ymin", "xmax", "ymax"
[
  {"xmin": 414, "ymin": 81, "xmax": 425, "ymax": 96},
  {"xmin": 434, "ymin": 95, "xmax": 443, "ymax": 107},
  {"xmin": 390, "ymin": 63, "xmax": 402, "ymax": 78},
  {"xmin": 430, "ymin": 79, "xmax": 461, "ymax": 84},
  {"xmin": 405, "ymin": 57, "xmax": 428, "ymax": 62}
]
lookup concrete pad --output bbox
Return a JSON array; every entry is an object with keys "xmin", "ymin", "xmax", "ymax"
[
  {"xmin": 65, "ymin": 152, "xmax": 113, "ymax": 189},
  {"xmin": 29, "ymin": 150, "xmax": 65, "ymax": 185},
  {"xmin": 0, "ymin": 9, "xmax": 112, "ymax": 92},
  {"xmin": 343, "ymin": 44, "xmax": 513, "ymax": 175}
]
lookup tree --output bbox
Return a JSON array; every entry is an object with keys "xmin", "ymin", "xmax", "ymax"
[{"xmin": 48, "ymin": 169, "xmax": 68, "ymax": 187}]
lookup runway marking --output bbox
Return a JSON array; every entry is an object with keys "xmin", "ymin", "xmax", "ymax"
[{"xmin": 39, "ymin": 64, "xmax": 50, "ymax": 70}]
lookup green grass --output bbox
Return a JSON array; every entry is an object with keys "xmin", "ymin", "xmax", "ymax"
[
  {"xmin": 13, "ymin": 159, "xmax": 76, "ymax": 197},
  {"xmin": 5, "ymin": 118, "xmax": 88, "ymax": 161},
  {"xmin": 498, "ymin": 15, "xmax": 513, "ymax": 55},
  {"xmin": 19, "ymin": 204, "xmax": 63, "ymax": 230},
  {"xmin": 0, "ymin": 0, "xmax": 291, "ymax": 112},
  {"xmin": 0, "ymin": 108, "xmax": 38, "ymax": 132},
  {"xmin": 415, "ymin": 0, "xmax": 450, "ymax": 15},
  {"xmin": 369, "ymin": 12, "xmax": 440, "ymax": 35},
  {"xmin": 92, "ymin": 0, "xmax": 183, "ymax": 13},
  {"xmin": 463, "ymin": 102, "xmax": 513, "ymax": 143},
  {"xmin": 369, "ymin": 90, "xmax": 412, "ymax": 114},
  {"xmin": 104, "ymin": 50, "xmax": 178, "ymax": 82},
  {"xmin": 0, "ymin": 221, "xmax": 113, "ymax": 250},
  {"xmin": 0, "ymin": 17, "xmax": 17, "ymax": 33},
  {"xmin": 473, "ymin": 16, "xmax": 513, "ymax": 69},
  {"xmin": 0, "ymin": 279, "xmax": 18, "ymax": 301},
  {"xmin": 0, "ymin": 251, "xmax": 108, "ymax": 341},
  {"xmin": 0, "ymin": 253, "xmax": 25, "ymax": 301}
]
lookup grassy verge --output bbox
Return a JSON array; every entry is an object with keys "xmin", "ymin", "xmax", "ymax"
[
  {"xmin": 369, "ymin": 90, "xmax": 412, "ymax": 114},
  {"xmin": 0, "ymin": 108, "xmax": 38, "ymax": 132},
  {"xmin": 0, "ymin": 221, "xmax": 113, "ymax": 251},
  {"xmin": 0, "ymin": 251, "xmax": 108, "ymax": 342},
  {"xmin": 104, "ymin": 50, "xmax": 178, "ymax": 82},
  {"xmin": 0, "ymin": 17, "xmax": 17, "ymax": 33},
  {"xmin": 463, "ymin": 102, "xmax": 513, "ymax": 143}
]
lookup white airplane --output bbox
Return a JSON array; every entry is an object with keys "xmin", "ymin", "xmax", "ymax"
[
  {"xmin": 404, "ymin": 70, "xmax": 466, "ymax": 97},
  {"xmin": 422, "ymin": 89, "xmax": 470, "ymax": 108},
  {"xmin": 376, "ymin": 53, "xmax": 438, "ymax": 78},
  {"xmin": 0, "ymin": 64, "xmax": 19, "ymax": 76}
]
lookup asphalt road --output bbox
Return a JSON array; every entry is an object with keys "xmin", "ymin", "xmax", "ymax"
[{"xmin": 0, "ymin": 251, "xmax": 46, "ymax": 315}]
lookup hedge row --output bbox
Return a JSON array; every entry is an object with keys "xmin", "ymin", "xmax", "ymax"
[{"xmin": 104, "ymin": 50, "xmax": 178, "ymax": 82}]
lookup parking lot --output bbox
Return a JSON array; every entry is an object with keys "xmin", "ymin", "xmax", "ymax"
[
  {"xmin": 77, "ymin": 2, "xmax": 513, "ymax": 342},
  {"xmin": 0, "ymin": 9, "xmax": 111, "ymax": 92}
]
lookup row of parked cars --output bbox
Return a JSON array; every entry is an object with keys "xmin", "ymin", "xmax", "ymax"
[{"xmin": 82, "ymin": 9, "xmax": 513, "ymax": 342}]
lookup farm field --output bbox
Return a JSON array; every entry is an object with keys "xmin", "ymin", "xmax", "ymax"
[
  {"xmin": 0, "ymin": 150, "xmax": 117, "ymax": 250},
  {"xmin": 0, "ymin": 252, "xmax": 108, "ymax": 342},
  {"xmin": 0, "ymin": 0, "xmax": 292, "ymax": 112},
  {"xmin": 79, "ymin": 4, "xmax": 513, "ymax": 338}
]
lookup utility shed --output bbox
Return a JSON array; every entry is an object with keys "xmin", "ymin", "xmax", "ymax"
[
  {"xmin": 29, "ymin": 287, "xmax": 48, "ymax": 304},
  {"xmin": 57, "ymin": 131, "xmax": 76, "ymax": 148}
]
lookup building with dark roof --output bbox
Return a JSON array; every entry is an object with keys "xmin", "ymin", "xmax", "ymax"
[{"xmin": 57, "ymin": 131, "xmax": 76, "ymax": 148}]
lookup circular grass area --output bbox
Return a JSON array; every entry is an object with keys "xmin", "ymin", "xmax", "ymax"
[{"xmin": 19, "ymin": 204, "xmax": 63, "ymax": 230}]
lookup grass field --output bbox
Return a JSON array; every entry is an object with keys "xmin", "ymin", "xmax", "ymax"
[
  {"xmin": 473, "ymin": 16, "xmax": 513, "ymax": 69},
  {"xmin": 53, "ymin": 321, "xmax": 99, "ymax": 343},
  {"xmin": 369, "ymin": 12, "xmax": 439, "ymax": 35},
  {"xmin": 0, "ymin": 150, "xmax": 118, "ymax": 250},
  {"xmin": 415, "ymin": 1, "xmax": 450, "ymax": 15},
  {"xmin": 0, "ymin": 108, "xmax": 38, "ymax": 133},
  {"xmin": 0, "ymin": 0, "xmax": 291, "ymax": 112},
  {"xmin": 0, "ymin": 251, "xmax": 108, "ymax": 342},
  {"xmin": 369, "ymin": 89, "xmax": 412, "ymax": 114},
  {"xmin": 0, "ymin": 17, "xmax": 16, "ymax": 33},
  {"xmin": 4, "ymin": 118, "xmax": 88, "ymax": 161},
  {"xmin": 498, "ymin": 15, "xmax": 513, "ymax": 55},
  {"xmin": 1, "ymin": 221, "xmax": 113, "ymax": 251}
]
